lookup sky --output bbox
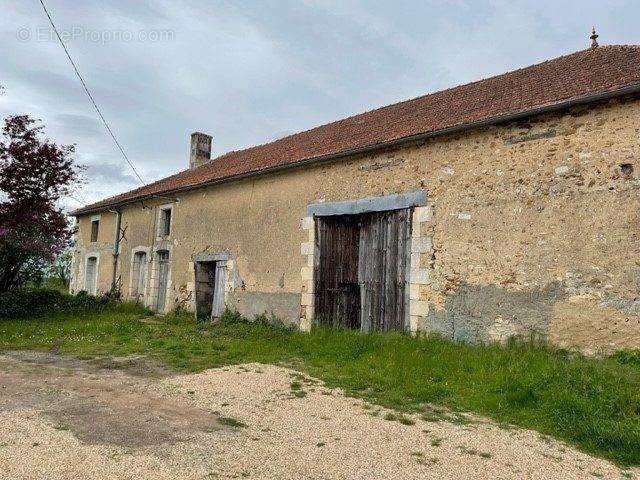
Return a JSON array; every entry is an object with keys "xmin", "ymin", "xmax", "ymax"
[{"xmin": 1, "ymin": 0, "xmax": 638, "ymax": 210}]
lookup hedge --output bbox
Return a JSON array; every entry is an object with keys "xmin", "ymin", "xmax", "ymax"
[{"xmin": 0, "ymin": 289, "xmax": 112, "ymax": 319}]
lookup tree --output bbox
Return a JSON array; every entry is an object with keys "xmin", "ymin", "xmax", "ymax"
[
  {"xmin": 0, "ymin": 115, "xmax": 81, "ymax": 293},
  {"xmin": 49, "ymin": 249, "xmax": 72, "ymax": 288}
]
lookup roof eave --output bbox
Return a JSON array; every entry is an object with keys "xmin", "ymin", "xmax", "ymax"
[{"xmin": 71, "ymin": 82, "xmax": 640, "ymax": 216}]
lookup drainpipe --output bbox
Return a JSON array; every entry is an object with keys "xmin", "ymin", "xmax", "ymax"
[{"xmin": 109, "ymin": 208, "xmax": 122, "ymax": 295}]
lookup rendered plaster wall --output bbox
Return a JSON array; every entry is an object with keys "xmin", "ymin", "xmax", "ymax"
[
  {"xmin": 74, "ymin": 96, "xmax": 640, "ymax": 352},
  {"xmin": 70, "ymin": 212, "xmax": 117, "ymax": 296}
]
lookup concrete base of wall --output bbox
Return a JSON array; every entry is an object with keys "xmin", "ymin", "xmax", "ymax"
[
  {"xmin": 414, "ymin": 283, "xmax": 562, "ymax": 344},
  {"xmin": 410, "ymin": 282, "xmax": 640, "ymax": 354},
  {"xmin": 227, "ymin": 291, "xmax": 301, "ymax": 326}
]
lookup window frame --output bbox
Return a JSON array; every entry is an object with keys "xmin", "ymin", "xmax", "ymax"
[
  {"xmin": 90, "ymin": 215, "xmax": 101, "ymax": 243},
  {"xmin": 157, "ymin": 204, "xmax": 173, "ymax": 238}
]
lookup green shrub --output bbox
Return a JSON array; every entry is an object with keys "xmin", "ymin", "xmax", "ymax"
[{"xmin": 0, "ymin": 289, "xmax": 115, "ymax": 319}]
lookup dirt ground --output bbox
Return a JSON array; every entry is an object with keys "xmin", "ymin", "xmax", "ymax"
[{"xmin": 0, "ymin": 352, "xmax": 636, "ymax": 480}]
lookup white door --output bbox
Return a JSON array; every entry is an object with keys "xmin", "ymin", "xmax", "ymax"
[
  {"xmin": 85, "ymin": 257, "xmax": 98, "ymax": 295},
  {"xmin": 156, "ymin": 251, "xmax": 170, "ymax": 312},
  {"xmin": 210, "ymin": 261, "xmax": 226, "ymax": 320},
  {"xmin": 133, "ymin": 252, "xmax": 147, "ymax": 297}
]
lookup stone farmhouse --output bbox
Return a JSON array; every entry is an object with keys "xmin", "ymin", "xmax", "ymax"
[{"xmin": 71, "ymin": 44, "xmax": 640, "ymax": 352}]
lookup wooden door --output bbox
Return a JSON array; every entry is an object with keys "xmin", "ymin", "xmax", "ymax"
[
  {"xmin": 315, "ymin": 216, "xmax": 361, "ymax": 328},
  {"xmin": 156, "ymin": 251, "xmax": 170, "ymax": 312},
  {"xmin": 358, "ymin": 209, "xmax": 410, "ymax": 332}
]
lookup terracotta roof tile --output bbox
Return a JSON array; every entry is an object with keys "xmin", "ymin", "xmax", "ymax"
[{"xmin": 74, "ymin": 45, "xmax": 640, "ymax": 214}]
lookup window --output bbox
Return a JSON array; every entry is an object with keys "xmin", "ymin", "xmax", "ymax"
[
  {"xmin": 90, "ymin": 219, "xmax": 99, "ymax": 242},
  {"xmin": 159, "ymin": 207, "xmax": 172, "ymax": 237}
]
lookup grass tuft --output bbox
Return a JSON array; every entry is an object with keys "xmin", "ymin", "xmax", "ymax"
[
  {"xmin": 398, "ymin": 415, "xmax": 415, "ymax": 426},
  {"xmin": 290, "ymin": 380, "xmax": 307, "ymax": 398}
]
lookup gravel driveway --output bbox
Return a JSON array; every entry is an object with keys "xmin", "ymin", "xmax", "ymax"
[{"xmin": 0, "ymin": 352, "xmax": 635, "ymax": 479}]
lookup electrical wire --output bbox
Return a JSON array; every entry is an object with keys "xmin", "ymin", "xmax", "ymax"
[{"xmin": 37, "ymin": 0, "xmax": 146, "ymax": 187}]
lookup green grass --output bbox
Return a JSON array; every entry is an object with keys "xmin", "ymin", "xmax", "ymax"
[{"xmin": 1, "ymin": 306, "xmax": 639, "ymax": 466}]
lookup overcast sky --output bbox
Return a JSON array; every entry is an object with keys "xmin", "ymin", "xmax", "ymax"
[{"xmin": 1, "ymin": 0, "xmax": 638, "ymax": 210}]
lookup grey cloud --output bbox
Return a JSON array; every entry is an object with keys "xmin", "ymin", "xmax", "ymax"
[
  {"xmin": 54, "ymin": 113, "xmax": 102, "ymax": 139},
  {"xmin": 86, "ymin": 162, "xmax": 138, "ymax": 186}
]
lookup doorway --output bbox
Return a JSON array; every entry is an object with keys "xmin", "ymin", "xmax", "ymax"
[
  {"xmin": 194, "ymin": 260, "xmax": 226, "ymax": 321},
  {"xmin": 315, "ymin": 208, "xmax": 411, "ymax": 332}
]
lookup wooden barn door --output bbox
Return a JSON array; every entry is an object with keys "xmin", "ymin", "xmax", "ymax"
[
  {"xmin": 358, "ymin": 209, "xmax": 410, "ymax": 332},
  {"xmin": 315, "ymin": 216, "xmax": 361, "ymax": 328}
]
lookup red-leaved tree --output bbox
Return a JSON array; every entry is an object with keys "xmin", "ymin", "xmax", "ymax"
[{"xmin": 0, "ymin": 115, "xmax": 82, "ymax": 292}]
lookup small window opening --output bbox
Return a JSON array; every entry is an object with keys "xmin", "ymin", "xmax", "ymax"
[
  {"xmin": 90, "ymin": 219, "xmax": 99, "ymax": 242},
  {"xmin": 159, "ymin": 208, "xmax": 172, "ymax": 236}
]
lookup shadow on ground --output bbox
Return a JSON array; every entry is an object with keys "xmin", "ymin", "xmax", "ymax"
[{"xmin": 0, "ymin": 351, "xmax": 221, "ymax": 448}]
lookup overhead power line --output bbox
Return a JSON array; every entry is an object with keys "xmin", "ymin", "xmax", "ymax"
[
  {"xmin": 67, "ymin": 194, "xmax": 87, "ymax": 206},
  {"xmin": 37, "ymin": 0, "xmax": 146, "ymax": 187},
  {"xmin": 67, "ymin": 186, "xmax": 91, "ymax": 206}
]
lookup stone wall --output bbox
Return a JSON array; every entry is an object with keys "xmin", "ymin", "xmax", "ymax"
[{"xmin": 73, "ymin": 95, "xmax": 640, "ymax": 352}]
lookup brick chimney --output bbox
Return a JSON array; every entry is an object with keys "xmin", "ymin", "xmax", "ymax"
[{"xmin": 189, "ymin": 132, "xmax": 212, "ymax": 169}]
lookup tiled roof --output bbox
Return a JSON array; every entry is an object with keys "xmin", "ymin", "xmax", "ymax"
[{"xmin": 74, "ymin": 45, "xmax": 640, "ymax": 215}]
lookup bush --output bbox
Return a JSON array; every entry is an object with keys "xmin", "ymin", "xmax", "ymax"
[{"xmin": 0, "ymin": 289, "xmax": 114, "ymax": 319}]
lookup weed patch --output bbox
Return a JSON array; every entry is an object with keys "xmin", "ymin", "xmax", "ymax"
[
  {"xmin": 458, "ymin": 445, "xmax": 492, "ymax": 459},
  {"xmin": 430, "ymin": 437, "xmax": 443, "ymax": 447},
  {"xmin": 398, "ymin": 415, "xmax": 415, "ymax": 425},
  {"xmin": 218, "ymin": 416, "xmax": 246, "ymax": 428},
  {"xmin": 290, "ymin": 380, "xmax": 307, "ymax": 398},
  {"xmin": 410, "ymin": 452, "xmax": 439, "ymax": 466}
]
